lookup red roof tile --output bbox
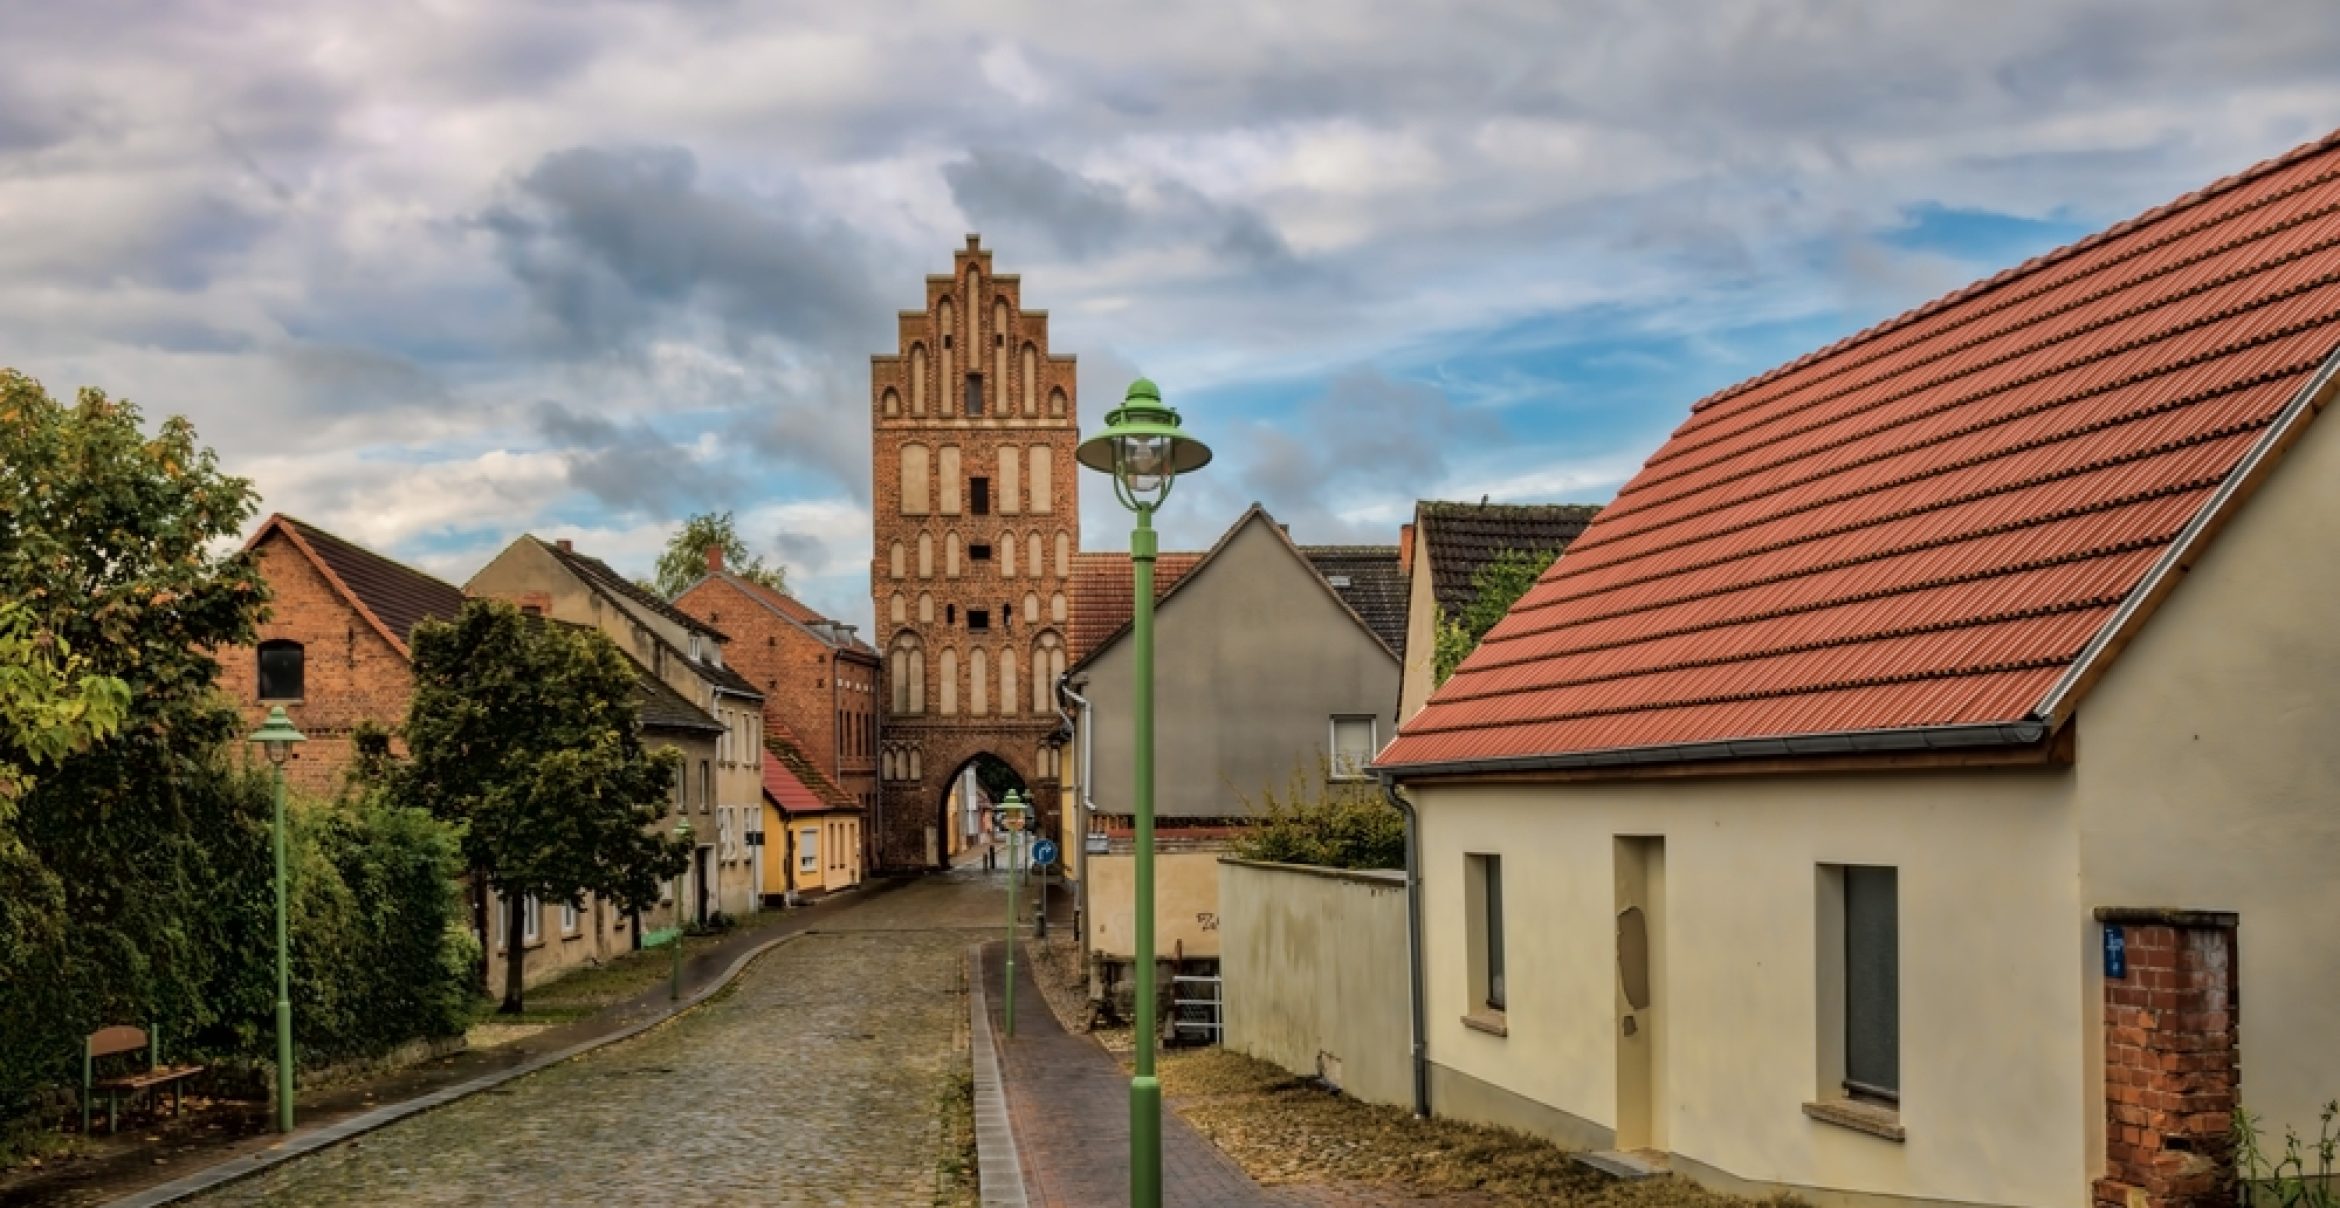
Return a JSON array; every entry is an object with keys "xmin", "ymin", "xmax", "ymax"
[
  {"xmin": 1381, "ymin": 127, "xmax": 2340, "ymax": 772},
  {"xmin": 720, "ymin": 574, "xmax": 879, "ymax": 657},
  {"xmin": 762, "ymin": 721, "xmax": 857, "ymax": 812},
  {"xmin": 1065, "ymin": 550, "xmax": 1204, "ymax": 663}
]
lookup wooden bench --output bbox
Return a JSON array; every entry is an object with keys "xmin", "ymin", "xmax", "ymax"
[{"xmin": 82, "ymin": 1024, "xmax": 205, "ymax": 1135}]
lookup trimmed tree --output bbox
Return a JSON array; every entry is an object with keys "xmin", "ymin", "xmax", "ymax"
[
  {"xmin": 393, "ymin": 599, "xmax": 687, "ymax": 1014},
  {"xmin": 650, "ymin": 510, "xmax": 787, "ymax": 599}
]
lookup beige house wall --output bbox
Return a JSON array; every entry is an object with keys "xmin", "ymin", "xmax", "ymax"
[
  {"xmin": 1219, "ymin": 860, "xmax": 1412, "ymax": 1108},
  {"xmin": 1086, "ymin": 847, "xmax": 1227, "ymax": 961},
  {"xmin": 1397, "ymin": 538, "xmax": 1441, "ymax": 723}
]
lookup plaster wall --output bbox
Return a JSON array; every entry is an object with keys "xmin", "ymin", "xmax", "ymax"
[
  {"xmin": 1219, "ymin": 860, "xmax": 1413, "ymax": 1108},
  {"xmin": 1086, "ymin": 848, "xmax": 1226, "ymax": 961},
  {"xmin": 1397, "ymin": 538, "xmax": 1441, "ymax": 723}
]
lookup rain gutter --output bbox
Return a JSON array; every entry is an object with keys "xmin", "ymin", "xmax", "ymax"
[
  {"xmin": 1378, "ymin": 774, "xmax": 1431, "ymax": 1118},
  {"xmin": 1376, "ymin": 719, "xmax": 2048, "ymax": 781}
]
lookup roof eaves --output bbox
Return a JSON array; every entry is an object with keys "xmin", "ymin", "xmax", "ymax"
[
  {"xmin": 258, "ymin": 515, "xmax": 416, "ymax": 659},
  {"xmin": 1377, "ymin": 719, "xmax": 2051, "ymax": 781}
]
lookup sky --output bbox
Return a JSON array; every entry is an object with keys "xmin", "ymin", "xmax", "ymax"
[{"xmin": 6, "ymin": 1, "xmax": 2339, "ymax": 632}]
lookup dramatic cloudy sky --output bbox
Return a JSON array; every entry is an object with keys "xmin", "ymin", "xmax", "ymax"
[{"xmin": 7, "ymin": 1, "xmax": 2339, "ymax": 628}]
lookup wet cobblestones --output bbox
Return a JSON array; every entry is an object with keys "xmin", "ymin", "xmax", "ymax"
[{"xmin": 196, "ymin": 872, "xmax": 1006, "ymax": 1208}]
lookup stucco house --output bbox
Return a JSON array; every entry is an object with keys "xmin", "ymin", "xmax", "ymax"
[
  {"xmin": 1396, "ymin": 500, "xmax": 1599, "ymax": 721},
  {"xmin": 1378, "ymin": 129, "xmax": 2340, "ymax": 1207},
  {"xmin": 761, "ymin": 723, "xmax": 865, "ymax": 903},
  {"xmin": 468, "ymin": 536, "xmax": 769, "ymax": 923},
  {"xmin": 1062, "ymin": 505, "xmax": 1401, "ymax": 992}
]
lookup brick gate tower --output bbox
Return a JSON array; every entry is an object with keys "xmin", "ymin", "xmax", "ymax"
[{"xmin": 871, "ymin": 236, "xmax": 1078, "ymax": 870}]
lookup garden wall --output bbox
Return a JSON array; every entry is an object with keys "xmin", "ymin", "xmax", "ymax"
[{"xmin": 1218, "ymin": 858, "xmax": 1410, "ymax": 1108}]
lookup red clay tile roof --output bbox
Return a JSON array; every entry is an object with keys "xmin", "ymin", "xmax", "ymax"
[
  {"xmin": 1065, "ymin": 550, "xmax": 1204, "ymax": 663},
  {"xmin": 763, "ymin": 723, "xmax": 857, "ymax": 813},
  {"xmin": 251, "ymin": 515, "xmax": 468, "ymax": 656},
  {"xmin": 1382, "ymin": 127, "xmax": 2340, "ymax": 773}
]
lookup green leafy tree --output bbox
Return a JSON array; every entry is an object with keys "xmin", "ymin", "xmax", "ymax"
[
  {"xmin": 650, "ymin": 510, "xmax": 787, "ymax": 599},
  {"xmin": 392, "ymin": 599, "xmax": 687, "ymax": 1013},
  {"xmin": 0, "ymin": 601, "xmax": 130, "ymax": 808},
  {"xmin": 1432, "ymin": 547, "xmax": 1558, "ymax": 686},
  {"xmin": 0, "ymin": 372, "xmax": 266, "ymax": 1116}
]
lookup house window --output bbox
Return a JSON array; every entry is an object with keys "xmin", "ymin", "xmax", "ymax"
[
  {"xmin": 561, "ymin": 901, "xmax": 579, "ymax": 936},
  {"xmin": 256, "ymin": 640, "xmax": 304, "ymax": 701},
  {"xmin": 800, "ymin": 827, "xmax": 820, "ymax": 874},
  {"xmin": 968, "ymin": 609, "xmax": 990, "ymax": 632},
  {"xmin": 522, "ymin": 895, "xmax": 541, "ymax": 945},
  {"xmin": 700, "ymin": 760, "xmax": 712, "ymax": 810},
  {"xmin": 971, "ymin": 477, "xmax": 991, "ymax": 516},
  {"xmin": 970, "ymin": 542, "xmax": 992, "ymax": 562},
  {"xmin": 1467, "ymin": 855, "xmax": 1505, "ymax": 1014},
  {"xmin": 1840, "ymin": 865, "xmax": 1900, "ymax": 1104},
  {"xmin": 965, "ymin": 374, "xmax": 983, "ymax": 415},
  {"xmin": 1330, "ymin": 716, "xmax": 1376, "ymax": 780}
]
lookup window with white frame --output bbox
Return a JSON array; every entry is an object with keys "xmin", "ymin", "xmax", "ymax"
[
  {"xmin": 522, "ymin": 895, "xmax": 541, "ymax": 945},
  {"xmin": 1330, "ymin": 716, "xmax": 1377, "ymax": 780},
  {"xmin": 1467, "ymin": 855, "xmax": 1505, "ymax": 1015},
  {"xmin": 718, "ymin": 807, "xmax": 733, "ymax": 861},
  {"xmin": 799, "ymin": 826, "xmax": 820, "ymax": 874},
  {"xmin": 561, "ymin": 900, "xmax": 579, "ymax": 935}
]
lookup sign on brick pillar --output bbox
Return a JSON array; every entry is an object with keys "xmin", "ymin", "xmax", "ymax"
[{"xmin": 2092, "ymin": 907, "xmax": 2240, "ymax": 1208}]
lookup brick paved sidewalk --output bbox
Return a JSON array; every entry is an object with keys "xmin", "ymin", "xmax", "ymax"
[
  {"xmin": 981, "ymin": 940, "xmax": 1286, "ymax": 1208},
  {"xmin": 0, "ymin": 881, "xmax": 906, "ymax": 1208}
]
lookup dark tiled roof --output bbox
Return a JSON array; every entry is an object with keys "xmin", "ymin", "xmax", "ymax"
[
  {"xmin": 1415, "ymin": 501, "xmax": 1600, "ymax": 617},
  {"xmin": 1301, "ymin": 546, "xmax": 1407, "ymax": 655},
  {"xmin": 1383, "ymin": 126, "xmax": 2340, "ymax": 771},
  {"xmin": 634, "ymin": 662, "xmax": 724, "ymax": 734},
  {"xmin": 260, "ymin": 515, "xmax": 468, "ymax": 654},
  {"xmin": 1065, "ymin": 550, "xmax": 1205, "ymax": 663},
  {"xmin": 718, "ymin": 573, "xmax": 880, "ymax": 657},
  {"xmin": 764, "ymin": 724, "xmax": 857, "ymax": 812},
  {"xmin": 539, "ymin": 538, "xmax": 730, "ymax": 642}
]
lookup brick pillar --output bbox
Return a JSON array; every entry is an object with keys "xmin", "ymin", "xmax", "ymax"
[{"xmin": 2093, "ymin": 908, "xmax": 2239, "ymax": 1208}]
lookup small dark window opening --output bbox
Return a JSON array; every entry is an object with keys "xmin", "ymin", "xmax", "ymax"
[
  {"xmin": 947, "ymin": 604, "xmax": 957, "ymax": 624},
  {"xmin": 520, "ymin": 604, "xmax": 543, "ymax": 616},
  {"xmin": 968, "ymin": 610, "xmax": 990, "ymax": 632},
  {"xmin": 965, "ymin": 374, "xmax": 983, "ymax": 416},
  {"xmin": 257, "ymin": 640, "xmax": 305, "ymax": 701},
  {"xmin": 970, "ymin": 542, "xmax": 992, "ymax": 561},
  {"xmin": 1844, "ymin": 866, "xmax": 1900, "ymax": 1103},
  {"xmin": 942, "ymin": 334, "xmax": 952, "ymax": 349},
  {"xmin": 970, "ymin": 478, "xmax": 991, "ymax": 515},
  {"xmin": 995, "ymin": 333, "xmax": 1004, "ymax": 347},
  {"xmin": 1484, "ymin": 857, "xmax": 1506, "ymax": 1011}
]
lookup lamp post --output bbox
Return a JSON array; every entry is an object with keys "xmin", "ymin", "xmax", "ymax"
[
  {"xmin": 998, "ymin": 790, "xmax": 1029, "ymax": 1037},
  {"xmin": 1075, "ymin": 378, "xmax": 1211, "ymax": 1208},
  {"xmin": 672, "ymin": 818, "xmax": 694, "ymax": 1002},
  {"xmin": 246, "ymin": 706, "xmax": 306, "ymax": 1134}
]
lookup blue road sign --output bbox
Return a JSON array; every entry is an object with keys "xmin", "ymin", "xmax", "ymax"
[
  {"xmin": 1030, "ymin": 838, "xmax": 1059, "ymax": 867},
  {"xmin": 2103, "ymin": 925, "xmax": 2126, "ymax": 979}
]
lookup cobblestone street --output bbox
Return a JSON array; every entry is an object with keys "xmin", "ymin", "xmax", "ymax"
[{"xmin": 194, "ymin": 870, "xmax": 1006, "ymax": 1208}]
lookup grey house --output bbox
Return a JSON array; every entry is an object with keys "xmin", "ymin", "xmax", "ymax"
[{"xmin": 1061, "ymin": 504, "xmax": 1400, "ymax": 973}]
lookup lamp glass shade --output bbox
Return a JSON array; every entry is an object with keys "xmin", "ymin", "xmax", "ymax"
[
  {"xmin": 246, "ymin": 706, "xmax": 306, "ymax": 767},
  {"xmin": 1075, "ymin": 379, "xmax": 1211, "ymax": 511}
]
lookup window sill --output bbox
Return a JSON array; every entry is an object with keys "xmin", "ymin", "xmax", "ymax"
[
  {"xmin": 1461, "ymin": 1010, "xmax": 1508, "ymax": 1038},
  {"xmin": 1803, "ymin": 1098, "xmax": 1904, "ymax": 1143}
]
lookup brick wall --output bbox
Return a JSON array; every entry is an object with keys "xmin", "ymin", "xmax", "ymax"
[
  {"xmin": 2094, "ymin": 908, "xmax": 2240, "ymax": 1208},
  {"xmin": 216, "ymin": 530, "xmax": 418, "ymax": 797}
]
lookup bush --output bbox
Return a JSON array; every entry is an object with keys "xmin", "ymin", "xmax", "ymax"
[{"xmin": 1229, "ymin": 761, "xmax": 1405, "ymax": 871}]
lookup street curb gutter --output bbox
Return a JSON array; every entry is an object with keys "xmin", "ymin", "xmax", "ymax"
[
  {"xmin": 967, "ymin": 943, "xmax": 1031, "ymax": 1208},
  {"xmin": 110, "ymin": 929, "xmax": 812, "ymax": 1207}
]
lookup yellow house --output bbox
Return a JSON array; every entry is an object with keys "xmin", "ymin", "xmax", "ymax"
[
  {"xmin": 1379, "ymin": 128, "xmax": 2340, "ymax": 1207},
  {"xmin": 762, "ymin": 726, "xmax": 864, "ymax": 902}
]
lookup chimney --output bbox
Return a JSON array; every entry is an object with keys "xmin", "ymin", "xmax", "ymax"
[
  {"xmin": 1398, "ymin": 524, "xmax": 1415, "ymax": 575},
  {"xmin": 555, "ymin": 538, "xmax": 573, "ymax": 553},
  {"xmin": 706, "ymin": 544, "xmax": 724, "ymax": 573}
]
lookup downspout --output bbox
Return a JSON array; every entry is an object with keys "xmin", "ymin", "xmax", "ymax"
[
  {"xmin": 1381, "ymin": 773, "xmax": 1430, "ymax": 1119},
  {"xmin": 1058, "ymin": 675, "xmax": 1097, "ymax": 999}
]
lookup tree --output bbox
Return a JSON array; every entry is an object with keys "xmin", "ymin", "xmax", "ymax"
[
  {"xmin": 650, "ymin": 510, "xmax": 787, "ymax": 599},
  {"xmin": 392, "ymin": 599, "xmax": 687, "ymax": 1013},
  {"xmin": 1432, "ymin": 547, "xmax": 1558, "ymax": 686},
  {"xmin": 0, "ymin": 601, "xmax": 130, "ymax": 809}
]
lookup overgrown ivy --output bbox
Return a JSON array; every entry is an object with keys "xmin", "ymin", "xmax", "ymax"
[{"xmin": 1432, "ymin": 547, "xmax": 1558, "ymax": 686}]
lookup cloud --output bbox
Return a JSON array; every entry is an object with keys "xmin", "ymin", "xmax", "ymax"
[
  {"xmin": 532, "ymin": 399, "xmax": 742, "ymax": 520},
  {"xmin": 942, "ymin": 147, "xmax": 1302, "ymax": 275}
]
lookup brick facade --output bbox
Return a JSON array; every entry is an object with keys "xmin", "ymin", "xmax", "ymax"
[
  {"xmin": 218, "ymin": 527, "xmax": 421, "ymax": 796},
  {"xmin": 2094, "ymin": 909, "xmax": 2241, "ymax": 1208},
  {"xmin": 870, "ymin": 236, "xmax": 1077, "ymax": 868}
]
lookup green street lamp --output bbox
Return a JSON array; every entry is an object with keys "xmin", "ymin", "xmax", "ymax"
[
  {"xmin": 1075, "ymin": 378, "xmax": 1211, "ymax": 1208},
  {"xmin": 246, "ymin": 706, "xmax": 305, "ymax": 1134},
  {"xmin": 672, "ymin": 818, "xmax": 694, "ymax": 1002},
  {"xmin": 998, "ymin": 791, "xmax": 1030, "ymax": 1037}
]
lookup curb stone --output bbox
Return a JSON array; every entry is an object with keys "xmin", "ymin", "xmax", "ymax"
[{"xmin": 967, "ymin": 943, "xmax": 1031, "ymax": 1208}]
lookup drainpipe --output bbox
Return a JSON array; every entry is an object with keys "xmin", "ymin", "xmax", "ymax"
[
  {"xmin": 1058, "ymin": 675, "xmax": 1097, "ymax": 998},
  {"xmin": 1381, "ymin": 773, "xmax": 1430, "ymax": 1118}
]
